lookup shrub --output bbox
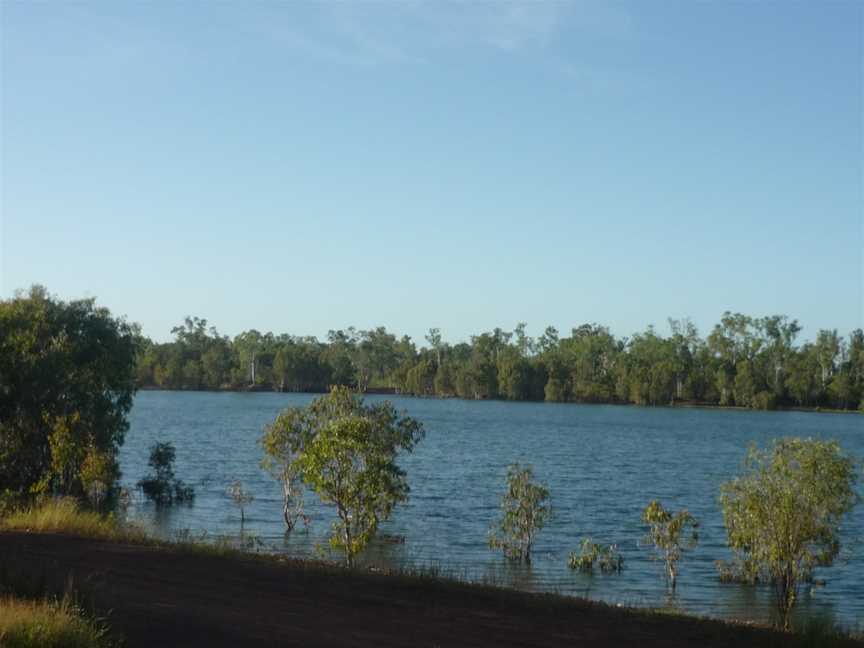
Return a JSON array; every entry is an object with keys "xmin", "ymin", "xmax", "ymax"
[
  {"xmin": 568, "ymin": 538, "xmax": 624, "ymax": 573},
  {"xmin": 488, "ymin": 463, "xmax": 550, "ymax": 565},
  {"xmin": 137, "ymin": 442, "xmax": 194, "ymax": 506},
  {"xmin": 719, "ymin": 438, "xmax": 858, "ymax": 630},
  {"xmin": 641, "ymin": 500, "xmax": 698, "ymax": 592}
]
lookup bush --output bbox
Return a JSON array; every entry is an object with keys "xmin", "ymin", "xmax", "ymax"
[
  {"xmin": 568, "ymin": 538, "xmax": 623, "ymax": 573},
  {"xmin": 488, "ymin": 463, "xmax": 550, "ymax": 565},
  {"xmin": 137, "ymin": 442, "xmax": 194, "ymax": 506},
  {"xmin": 641, "ymin": 500, "xmax": 698, "ymax": 592},
  {"xmin": 751, "ymin": 391, "xmax": 777, "ymax": 410},
  {"xmin": 719, "ymin": 438, "xmax": 858, "ymax": 630}
]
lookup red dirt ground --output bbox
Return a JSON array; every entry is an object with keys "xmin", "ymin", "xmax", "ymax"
[{"xmin": 1, "ymin": 531, "xmax": 795, "ymax": 647}]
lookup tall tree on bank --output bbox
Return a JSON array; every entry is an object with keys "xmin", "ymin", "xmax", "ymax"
[{"xmin": 0, "ymin": 286, "xmax": 139, "ymax": 496}]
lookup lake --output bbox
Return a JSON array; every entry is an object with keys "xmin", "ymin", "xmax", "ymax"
[{"xmin": 119, "ymin": 391, "xmax": 863, "ymax": 628}]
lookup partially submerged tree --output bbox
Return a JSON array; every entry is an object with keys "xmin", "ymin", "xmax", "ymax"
[
  {"xmin": 568, "ymin": 538, "xmax": 624, "ymax": 573},
  {"xmin": 719, "ymin": 438, "xmax": 859, "ymax": 630},
  {"xmin": 226, "ymin": 480, "xmax": 254, "ymax": 523},
  {"xmin": 488, "ymin": 463, "xmax": 550, "ymax": 565},
  {"xmin": 261, "ymin": 387, "xmax": 424, "ymax": 566},
  {"xmin": 138, "ymin": 442, "xmax": 194, "ymax": 505},
  {"xmin": 641, "ymin": 500, "xmax": 698, "ymax": 592}
]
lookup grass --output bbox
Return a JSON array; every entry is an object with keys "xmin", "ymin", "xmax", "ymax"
[
  {"xmin": 0, "ymin": 595, "xmax": 115, "ymax": 648},
  {"xmin": 0, "ymin": 497, "xmax": 145, "ymax": 542}
]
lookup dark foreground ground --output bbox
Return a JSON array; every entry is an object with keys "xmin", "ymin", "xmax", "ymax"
[{"xmin": 0, "ymin": 531, "xmax": 826, "ymax": 647}]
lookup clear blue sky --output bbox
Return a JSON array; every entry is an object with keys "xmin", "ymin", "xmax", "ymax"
[{"xmin": 1, "ymin": 1, "xmax": 861, "ymax": 344}]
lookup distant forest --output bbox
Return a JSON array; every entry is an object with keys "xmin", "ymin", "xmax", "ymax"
[{"xmin": 136, "ymin": 314, "xmax": 864, "ymax": 412}]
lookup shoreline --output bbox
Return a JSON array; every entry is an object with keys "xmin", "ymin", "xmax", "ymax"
[
  {"xmin": 2, "ymin": 530, "xmax": 845, "ymax": 648},
  {"xmin": 136, "ymin": 385, "xmax": 861, "ymax": 415}
]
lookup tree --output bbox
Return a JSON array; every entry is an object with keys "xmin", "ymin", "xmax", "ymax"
[
  {"xmin": 0, "ymin": 285, "xmax": 139, "ymax": 497},
  {"xmin": 641, "ymin": 500, "xmax": 698, "ymax": 592},
  {"xmin": 425, "ymin": 328, "xmax": 443, "ymax": 366},
  {"xmin": 138, "ymin": 442, "xmax": 194, "ymax": 506},
  {"xmin": 488, "ymin": 463, "xmax": 550, "ymax": 565},
  {"xmin": 261, "ymin": 387, "xmax": 424, "ymax": 566},
  {"xmin": 719, "ymin": 438, "xmax": 859, "ymax": 629},
  {"xmin": 226, "ymin": 480, "xmax": 254, "ymax": 524}
]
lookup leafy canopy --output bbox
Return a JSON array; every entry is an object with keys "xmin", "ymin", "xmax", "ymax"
[
  {"xmin": 261, "ymin": 387, "xmax": 424, "ymax": 565},
  {"xmin": 0, "ymin": 285, "xmax": 139, "ymax": 497},
  {"xmin": 719, "ymin": 437, "xmax": 859, "ymax": 629},
  {"xmin": 488, "ymin": 463, "xmax": 550, "ymax": 565}
]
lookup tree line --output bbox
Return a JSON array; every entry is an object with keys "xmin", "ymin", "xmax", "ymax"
[{"xmin": 137, "ymin": 314, "xmax": 864, "ymax": 411}]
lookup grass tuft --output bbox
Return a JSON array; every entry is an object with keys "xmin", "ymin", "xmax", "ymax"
[{"xmin": 0, "ymin": 594, "xmax": 114, "ymax": 648}]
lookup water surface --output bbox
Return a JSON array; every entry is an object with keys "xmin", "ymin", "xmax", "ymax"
[{"xmin": 119, "ymin": 391, "xmax": 863, "ymax": 628}]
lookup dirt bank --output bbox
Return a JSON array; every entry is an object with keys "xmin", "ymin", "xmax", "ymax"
[{"xmin": 0, "ymin": 531, "xmax": 792, "ymax": 647}]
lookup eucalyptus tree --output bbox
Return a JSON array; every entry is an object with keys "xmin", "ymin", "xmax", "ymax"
[
  {"xmin": 719, "ymin": 438, "xmax": 859, "ymax": 629},
  {"xmin": 814, "ymin": 329, "xmax": 841, "ymax": 391},
  {"xmin": 425, "ymin": 327, "xmax": 443, "ymax": 366},
  {"xmin": 261, "ymin": 387, "xmax": 424, "ymax": 565},
  {"xmin": 641, "ymin": 500, "xmax": 699, "ymax": 592},
  {"xmin": 758, "ymin": 315, "xmax": 801, "ymax": 399},
  {"xmin": 488, "ymin": 463, "xmax": 550, "ymax": 565}
]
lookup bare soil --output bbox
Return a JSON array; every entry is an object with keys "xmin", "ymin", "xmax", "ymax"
[{"xmin": 0, "ymin": 531, "xmax": 793, "ymax": 647}]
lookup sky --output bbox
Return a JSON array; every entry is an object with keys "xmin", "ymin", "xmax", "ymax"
[{"xmin": 1, "ymin": 1, "xmax": 861, "ymax": 345}]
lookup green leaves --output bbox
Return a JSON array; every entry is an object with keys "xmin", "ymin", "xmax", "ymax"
[
  {"xmin": 137, "ymin": 441, "xmax": 194, "ymax": 506},
  {"xmin": 0, "ymin": 285, "xmax": 138, "ymax": 497},
  {"xmin": 641, "ymin": 500, "xmax": 699, "ymax": 591},
  {"xmin": 489, "ymin": 463, "xmax": 550, "ymax": 565},
  {"xmin": 719, "ymin": 438, "xmax": 859, "ymax": 629},
  {"xmin": 261, "ymin": 387, "xmax": 424, "ymax": 566},
  {"xmin": 568, "ymin": 538, "xmax": 624, "ymax": 573}
]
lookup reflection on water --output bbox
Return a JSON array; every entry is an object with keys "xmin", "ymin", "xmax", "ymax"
[{"xmin": 119, "ymin": 391, "xmax": 864, "ymax": 629}]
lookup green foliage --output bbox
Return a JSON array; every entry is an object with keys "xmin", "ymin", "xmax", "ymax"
[
  {"xmin": 641, "ymin": 500, "xmax": 698, "ymax": 592},
  {"xmin": 137, "ymin": 442, "xmax": 195, "ymax": 506},
  {"xmin": 262, "ymin": 387, "xmax": 424, "ymax": 566},
  {"xmin": 719, "ymin": 438, "xmax": 859, "ymax": 630},
  {"xmin": 567, "ymin": 538, "xmax": 623, "ymax": 573},
  {"xmin": 0, "ymin": 286, "xmax": 138, "ymax": 497},
  {"xmin": 132, "ymin": 307, "xmax": 864, "ymax": 412},
  {"xmin": 488, "ymin": 463, "xmax": 550, "ymax": 565}
]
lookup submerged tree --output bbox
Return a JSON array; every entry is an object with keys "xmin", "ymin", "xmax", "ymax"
[
  {"xmin": 138, "ymin": 442, "xmax": 194, "ymax": 506},
  {"xmin": 641, "ymin": 500, "xmax": 699, "ymax": 592},
  {"xmin": 719, "ymin": 438, "xmax": 858, "ymax": 630},
  {"xmin": 488, "ymin": 463, "xmax": 550, "ymax": 565},
  {"xmin": 568, "ymin": 538, "xmax": 624, "ymax": 573},
  {"xmin": 261, "ymin": 387, "xmax": 424, "ymax": 566},
  {"xmin": 226, "ymin": 480, "xmax": 254, "ymax": 524}
]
